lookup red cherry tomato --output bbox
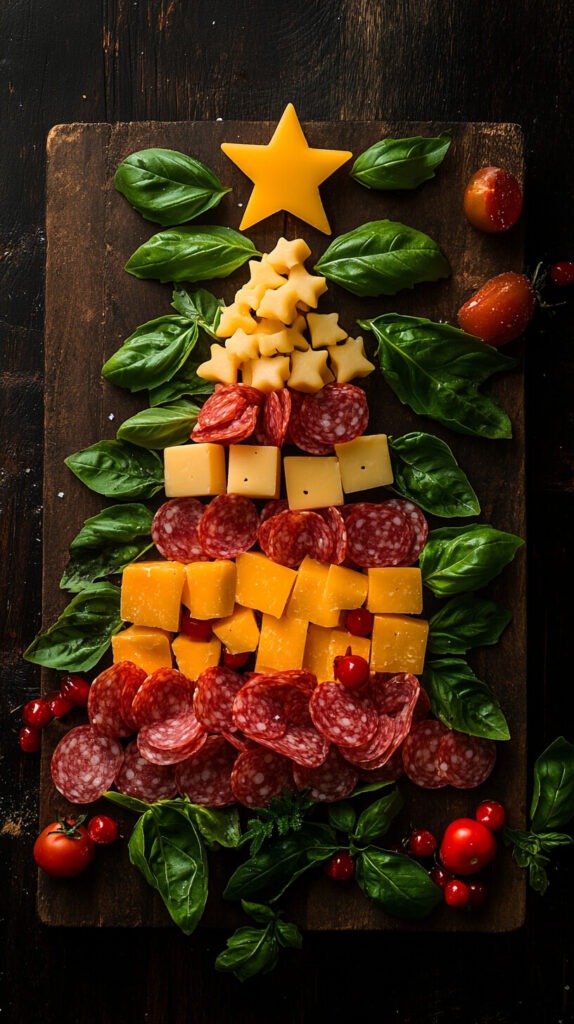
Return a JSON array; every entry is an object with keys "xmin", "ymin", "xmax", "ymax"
[
  {"xmin": 333, "ymin": 651, "xmax": 370, "ymax": 689},
  {"xmin": 46, "ymin": 691, "xmax": 75, "ymax": 718},
  {"xmin": 429, "ymin": 864, "xmax": 455, "ymax": 890},
  {"xmin": 222, "ymin": 650, "xmax": 250, "ymax": 670},
  {"xmin": 457, "ymin": 271, "xmax": 536, "ymax": 346},
  {"xmin": 475, "ymin": 799, "xmax": 506, "ymax": 832},
  {"xmin": 408, "ymin": 829, "xmax": 437, "ymax": 858},
  {"xmin": 444, "ymin": 878, "xmax": 470, "ymax": 907},
  {"xmin": 179, "ymin": 609, "xmax": 214, "ymax": 642},
  {"xmin": 18, "ymin": 725, "xmax": 41, "ymax": 753},
  {"xmin": 467, "ymin": 881, "xmax": 488, "ymax": 907},
  {"xmin": 345, "ymin": 608, "xmax": 374, "ymax": 638},
  {"xmin": 324, "ymin": 851, "xmax": 355, "ymax": 881},
  {"xmin": 87, "ymin": 814, "xmax": 120, "ymax": 845},
  {"xmin": 550, "ymin": 261, "xmax": 574, "ymax": 286},
  {"xmin": 463, "ymin": 166, "xmax": 523, "ymax": 233},
  {"xmin": 22, "ymin": 697, "xmax": 53, "ymax": 729},
  {"xmin": 33, "ymin": 818, "xmax": 96, "ymax": 877},
  {"xmin": 439, "ymin": 818, "xmax": 497, "ymax": 876},
  {"xmin": 60, "ymin": 674, "xmax": 91, "ymax": 707}
]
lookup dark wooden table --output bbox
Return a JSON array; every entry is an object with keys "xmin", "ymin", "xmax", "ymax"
[{"xmin": 1, "ymin": 2, "xmax": 573, "ymax": 1021}]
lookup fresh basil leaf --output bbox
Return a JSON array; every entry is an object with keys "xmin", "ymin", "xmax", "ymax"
[
  {"xmin": 241, "ymin": 900, "xmax": 277, "ymax": 925},
  {"xmin": 428, "ymin": 595, "xmax": 512, "ymax": 654},
  {"xmin": 422, "ymin": 657, "xmax": 510, "ymax": 740},
  {"xmin": 420, "ymin": 524, "xmax": 524, "ymax": 596},
  {"xmin": 356, "ymin": 849, "xmax": 442, "ymax": 919},
  {"xmin": 537, "ymin": 832, "xmax": 574, "ymax": 850},
  {"xmin": 171, "ymin": 285, "xmax": 223, "ymax": 337},
  {"xmin": 275, "ymin": 919, "xmax": 303, "ymax": 949},
  {"xmin": 351, "ymin": 133, "xmax": 452, "ymax": 190},
  {"xmin": 215, "ymin": 901, "xmax": 302, "ymax": 981},
  {"xmin": 223, "ymin": 823, "xmax": 338, "ymax": 904},
  {"xmin": 353, "ymin": 790, "xmax": 404, "ymax": 844},
  {"xmin": 530, "ymin": 737, "xmax": 574, "ymax": 832},
  {"xmin": 315, "ymin": 221, "xmax": 450, "ymax": 297},
  {"xmin": 65, "ymin": 440, "xmax": 164, "ymax": 500},
  {"xmin": 125, "ymin": 225, "xmax": 260, "ymax": 283},
  {"xmin": 23, "ymin": 583, "xmax": 122, "ymax": 671},
  {"xmin": 103, "ymin": 791, "xmax": 151, "ymax": 815},
  {"xmin": 60, "ymin": 503, "xmax": 154, "ymax": 592},
  {"xmin": 361, "ymin": 314, "xmax": 516, "ymax": 438},
  {"xmin": 389, "ymin": 432, "xmax": 480, "ymax": 517},
  {"xmin": 102, "ymin": 316, "xmax": 199, "ymax": 393},
  {"xmin": 186, "ymin": 804, "xmax": 242, "ymax": 849},
  {"xmin": 528, "ymin": 860, "xmax": 550, "ymax": 895},
  {"xmin": 116, "ymin": 400, "xmax": 201, "ymax": 449},
  {"xmin": 327, "ymin": 801, "xmax": 357, "ymax": 834},
  {"xmin": 115, "ymin": 148, "xmax": 230, "ymax": 226}
]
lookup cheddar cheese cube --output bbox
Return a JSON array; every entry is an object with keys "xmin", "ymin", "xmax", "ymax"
[
  {"xmin": 164, "ymin": 443, "xmax": 226, "ymax": 498},
  {"xmin": 172, "ymin": 634, "xmax": 222, "ymax": 680},
  {"xmin": 285, "ymin": 557, "xmax": 340, "ymax": 627},
  {"xmin": 235, "ymin": 551, "xmax": 297, "ymax": 618},
  {"xmin": 303, "ymin": 624, "xmax": 371, "ymax": 683},
  {"xmin": 284, "ymin": 456, "xmax": 344, "ymax": 510},
  {"xmin": 227, "ymin": 444, "xmax": 281, "ymax": 499},
  {"xmin": 212, "ymin": 605, "xmax": 260, "ymax": 654},
  {"xmin": 111, "ymin": 625, "xmax": 172, "ymax": 674},
  {"xmin": 334, "ymin": 434, "xmax": 393, "ymax": 494},
  {"xmin": 182, "ymin": 560, "xmax": 236, "ymax": 620},
  {"xmin": 323, "ymin": 563, "xmax": 369, "ymax": 610},
  {"xmin": 255, "ymin": 613, "xmax": 308, "ymax": 672},
  {"xmin": 120, "ymin": 561, "xmax": 186, "ymax": 632},
  {"xmin": 367, "ymin": 568, "xmax": 423, "ymax": 615},
  {"xmin": 369, "ymin": 614, "xmax": 429, "ymax": 675}
]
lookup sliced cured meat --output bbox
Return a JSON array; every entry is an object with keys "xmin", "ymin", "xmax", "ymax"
[
  {"xmin": 230, "ymin": 746, "xmax": 294, "ymax": 808},
  {"xmin": 175, "ymin": 735, "xmax": 237, "ymax": 806},
  {"xmin": 317, "ymin": 506, "xmax": 348, "ymax": 565},
  {"xmin": 413, "ymin": 685, "xmax": 432, "ymax": 721},
  {"xmin": 286, "ymin": 388, "xmax": 333, "ymax": 454},
  {"xmin": 88, "ymin": 661, "xmax": 142, "ymax": 738},
  {"xmin": 137, "ymin": 724, "xmax": 207, "ymax": 766},
  {"xmin": 138, "ymin": 708, "xmax": 205, "ymax": 751},
  {"xmin": 197, "ymin": 493, "xmax": 259, "ymax": 559},
  {"xmin": 51, "ymin": 725, "xmax": 124, "ymax": 804},
  {"xmin": 345, "ymin": 502, "xmax": 413, "ymax": 567},
  {"xmin": 258, "ymin": 498, "xmax": 289, "ymax": 524},
  {"xmin": 384, "ymin": 498, "xmax": 429, "ymax": 564},
  {"xmin": 151, "ymin": 497, "xmax": 210, "ymax": 562},
  {"xmin": 193, "ymin": 665, "xmax": 246, "ymax": 733},
  {"xmin": 258, "ymin": 388, "xmax": 292, "ymax": 447},
  {"xmin": 298, "ymin": 383, "xmax": 369, "ymax": 446},
  {"xmin": 195, "ymin": 383, "xmax": 263, "ymax": 429},
  {"xmin": 293, "ymin": 746, "xmax": 359, "ymax": 802},
  {"xmin": 191, "ymin": 402, "xmax": 259, "ymax": 445},
  {"xmin": 260, "ymin": 706, "xmax": 330, "ymax": 767},
  {"xmin": 357, "ymin": 746, "xmax": 405, "ymax": 782},
  {"xmin": 119, "ymin": 663, "xmax": 148, "ymax": 733},
  {"xmin": 401, "ymin": 719, "xmax": 450, "ymax": 789},
  {"xmin": 437, "ymin": 730, "xmax": 497, "ymax": 789},
  {"xmin": 257, "ymin": 508, "xmax": 334, "ymax": 568},
  {"xmin": 309, "ymin": 681, "xmax": 379, "ymax": 748},
  {"xmin": 130, "ymin": 668, "xmax": 194, "ymax": 729},
  {"xmin": 232, "ymin": 674, "xmax": 314, "ymax": 742},
  {"xmin": 337, "ymin": 714, "xmax": 395, "ymax": 768},
  {"xmin": 114, "ymin": 739, "xmax": 178, "ymax": 801}
]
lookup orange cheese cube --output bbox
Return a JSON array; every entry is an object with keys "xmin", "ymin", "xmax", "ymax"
[
  {"xmin": 212, "ymin": 605, "xmax": 260, "ymax": 655},
  {"xmin": 111, "ymin": 625, "xmax": 172, "ymax": 674},
  {"xmin": 255, "ymin": 613, "xmax": 308, "ymax": 672},
  {"xmin": 367, "ymin": 568, "xmax": 423, "ymax": 615},
  {"xmin": 172, "ymin": 634, "xmax": 221, "ymax": 680},
  {"xmin": 120, "ymin": 561, "xmax": 185, "ymax": 632},
  {"xmin": 234, "ymin": 552, "xmax": 297, "ymax": 618},
  {"xmin": 182, "ymin": 560, "xmax": 236, "ymax": 620},
  {"xmin": 369, "ymin": 614, "xmax": 429, "ymax": 675},
  {"xmin": 323, "ymin": 563, "xmax": 369, "ymax": 610},
  {"xmin": 303, "ymin": 625, "xmax": 370, "ymax": 683},
  {"xmin": 285, "ymin": 557, "xmax": 340, "ymax": 627}
]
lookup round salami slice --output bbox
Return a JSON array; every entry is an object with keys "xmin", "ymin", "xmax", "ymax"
[
  {"xmin": 257, "ymin": 509, "xmax": 334, "ymax": 568},
  {"xmin": 137, "ymin": 723, "xmax": 207, "ymax": 766},
  {"xmin": 197, "ymin": 494, "xmax": 259, "ymax": 559},
  {"xmin": 230, "ymin": 746, "xmax": 295, "ymax": 808},
  {"xmin": 232, "ymin": 675, "xmax": 313, "ymax": 741},
  {"xmin": 114, "ymin": 739, "xmax": 178, "ymax": 801},
  {"xmin": 345, "ymin": 502, "xmax": 413, "ymax": 567},
  {"xmin": 130, "ymin": 668, "xmax": 194, "ymax": 729},
  {"xmin": 193, "ymin": 665, "xmax": 246, "ymax": 733},
  {"xmin": 357, "ymin": 746, "xmax": 405, "ymax": 782},
  {"xmin": 337, "ymin": 714, "xmax": 395, "ymax": 768},
  {"xmin": 261, "ymin": 708, "xmax": 330, "ymax": 768},
  {"xmin": 196, "ymin": 383, "xmax": 263, "ymax": 429},
  {"xmin": 384, "ymin": 499, "xmax": 429, "ymax": 564},
  {"xmin": 309, "ymin": 681, "xmax": 379, "ymax": 748},
  {"xmin": 151, "ymin": 497, "xmax": 210, "ymax": 562},
  {"xmin": 51, "ymin": 725, "xmax": 124, "ymax": 804},
  {"xmin": 176, "ymin": 735, "xmax": 238, "ymax": 806},
  {"xmin": 259, "ymin": 498, "xmax": 289, "ymax": 524},
  {"xmin": 119, "ymin": 663, "xmax": 148, "ymax": 733},
  {"xmin": 298, "ymin": 383, "xmax": 369, "ymax": 446},
  {"xmin": 437, "ymin": 730, "xmax": 497, "ymax": 789},
  {"xmin": 87, "ymin": 661, "xmax": 142, "ymax": 738},
  {"xmin": 191, "ymin": 402, "xmax": 259, "ymax": 445},
  {"xmin": 293, "ymin": 746, "xmax": 359, "ymax": 802},
  {"xmin": 138, "ymin": 708, "xmax": 205, "ymax": 751},
  {"xmin": 258, "ymin": 388, "xmax": 292, "ymax": 447},
  {"xmin": 317, "ymin": 506, "xmax": 348, "ymax": 565},
  {"xmin": 401, "ymin": 719, "xmax": 450, "ymax": 789}
]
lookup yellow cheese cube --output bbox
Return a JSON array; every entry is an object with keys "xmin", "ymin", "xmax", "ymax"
[
  {"xmin": 225, "ymin": 328, "xmax": 261, "ymax": 362},
  {"xmin": 285, "ymin": 557, "xmax": 340, "ymax": 627},
  {"xmin": 235, "ymin": 551, "xmax": 297, "ymax": 618},
  {"xmin": 172, "ymin": 634, "xmax": 221, "ymax": 680},
  {"xmin": 164, "ymin": 443, "xmax": 226, "ymax": 498},
  {"xmin": 287, "ymin": 263, "xmax": 328, "ymax": 308},
  {"xmin": 266, "ymin": 237, "xmax": 312, "ymax": 273},
  {"xmin": 182, "ymin": 560, "xmax": 236, "ymax": 620},
  {"xmin": 255, "ymin": 613, "xmax": 308, "ymax": 672},
  {"xmin": 212, "ymin": 605, "xmax": 260, "ymax": 654},
  {"xmin": 367, "ymin": 568, "xmax": 423, "ymax": 615},
  {"xmin": 370, "ymin": 614, "xmax": 429, "ymax": 675},
  {"xmin": 246, "ymin": 355, "xmax": 291, "ymax": 392},
  {"xmin": 215, "ymin": 300, "xmax": 257, "ymax": 337},
  {"xmin": 303, "ymin": 625, "xmax": 371, "ymax": 683},
  {"xmin": 323, "ymin": 563, "xmax": 369, "ymax": 610},
  {"xmin": 287, "ymin": 348, "xmax": 334, "ymax": 392},
  {"xmin": 121, "ymin": 561, "xmax": 185, "ymax": 632},
  {"xmin": 328, "ymin": 336, "xmax": 375, "ymax": 383},
  {"xmin": 334, "ymin": 434, "xmax": 394, "ymax": 493},
  {"xmin": 227, "ymin": 444, "xmax": 281, "ymax": 499},
  {"xmin": 112, "ymin": 625, "xmax": 172, "ymax": 674},
  {"xmin": 284, "ymin": 456, "xmax": 344, "ymax": 510},
  {"xmin": 306, "ymin": 312, "xmax": 347, "ymax": 348}
]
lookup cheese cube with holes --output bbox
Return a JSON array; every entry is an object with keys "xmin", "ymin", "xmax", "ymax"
[
  {"xmin": 234, "ymin": 552, "xmax": 297, "ymax": 618},
  {"xmin": 182, "ymin": 560, "xmax": 236, "ymax": 620},
  {"xmin": 255, "ymin": 613, "xmax": 309, "ymax": 672},
  {"xmin": 227, "ymin": 445, "xmax": 281, "ymax": 499},
  {"xmin": 212, "ymin": 605, "xmax": 260, "ymax": 655},
  {"xmin": 285, "ymin": 557, "xmax": 340, "ymax": 627},
  {"xmin": 323, "ymin": 563, "xmax": 369, "ymax": 610},
  {"xmin": 120, "ymin": 561, "xmax": 186, "ymax": 632},
  {"xmin": 172, "ymin": 634, "xmax": 222, "ymax": 679},
  {"xmin": 284, "ymin": 456, "xmax": 344, "ymax": 510},
  {"xmin": 369, "ymin": 614, "xmax": 429, "ymax": 674},
  {"xmin": 112, "ymin": 625, "xmax": 173, "ymax": 674},
  {"xmin": 164, "ymin": 443, "xmax": 226, "ymax": 498},
  {"xmin": 334, "ymin": 434, "xmax": 393, "ymax": 494},
  {"xmin": 367, "ymin": 568, "xmax": 423, "ymax": 614},
  {"xmin": 303, "ymin": 624, "xmax": 371, "ymax": 682}
]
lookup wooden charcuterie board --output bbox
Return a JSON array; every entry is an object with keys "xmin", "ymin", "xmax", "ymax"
[{"xmin": 40, "ymin": 119, "xmax": 526, "ymax": 932}]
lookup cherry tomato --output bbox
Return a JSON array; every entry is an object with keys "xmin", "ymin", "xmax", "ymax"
[
  {"xmin": 467, "ymin": 881, "xmax": 488, "ymax": 907},
  {"xmin": 46, "ymin": 691, "xmax": 75, "ymax": 718},
  {"xmin": 33, "ymin": 818, "xmax": 96, "ymax": 877},
  {"xmin": 345, "ymin": 608, "xmax": 374, "ymax": 638},
  {"xmin": 333, "ymin": 651, "xmax": 369, "ymax": 689},
  {"xmin": 444, "ymin": 878, "xmax": 470, "ymax": 907},
  {"xmin": 408, "ymin": 829, "xmax": 437, "ymax": 858},
  {"xmin": 60, "ymin": 674, "xmax": 90, "ymax": 707},
  {"xmin": 549, "ymin": 260, "xmax": 574, "ymax": 286},
  {"xmin": 324, "ymin": 851, "xmax": 355, "ymax": 881},
  {"xmin": 222, "ymin": 650, "xmax": 250, "ymax": 670},
  {"xmin": 457, "ymin": 271, "xmax": 536, "ymax": 346},
  {"xmin": 463, "ymin": 166, "xmax": 523, "ymax": 233},
  {"xmin": 429, "ymin": 864, "xmax": 454, "ymax": 890},
  {"xmin": 22, "ymin": 697, "xmax": 53, "ymax": 729},
  {"xmin": 475, "ymin": 799, "xmax": 506, "ymax": 832},
  {"xmin": 439, "ymin": 818, "xmax": 497, "ymax": 876},
  {"xmin": 88, "ymin": 814, "xmax": 120, "ymax": 844},
  {"xmin": 179, "ymin": 609, "xmax": 213, "ymax": 642},
  {"xmin": 18, "ymin": 725, "xmax": 41, "ymax": 753}
]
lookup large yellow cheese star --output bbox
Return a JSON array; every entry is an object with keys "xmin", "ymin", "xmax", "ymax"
[{"xmin": 221, "ymin": 104, "xmax": 352, "ymax": 234}]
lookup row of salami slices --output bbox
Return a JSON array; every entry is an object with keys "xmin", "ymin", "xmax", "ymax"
[{"xmin": 50, "ymin": 663, "xmax": 496, "ymax": 811}]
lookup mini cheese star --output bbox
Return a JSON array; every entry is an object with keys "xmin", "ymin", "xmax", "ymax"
[{"xmin": 221, "ymin": 104, "xmax": 352, "ymax": 234}]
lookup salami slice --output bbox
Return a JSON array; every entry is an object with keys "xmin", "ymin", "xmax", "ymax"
[
  {"xmin": 130, "ymin": 668, "xmax": 194, "ymax": 729},
  {"xmin": 176, "ymin": 735, "xmax": 238, "ymax": 806},
  {"xmin": 258, "ymin": 388, "xmax": 292, "ymax": 447},
  {"xmin": 138, "ymin": 708, "xmax": 205, "ymax": 751},
  {"xmin": 119, "ymin": 663, "xmax": 148, "ymax": 733},
  {"xmin": 384, "ymin": 498, "xmax": 429, "ymax": 564},
  {"xmin": 87, "ymin": 661, "xmax": 142, "ymax": 738},
  {"xmin": 51, "ymin": 725, "xmax": 124, "ymax": 804},
  {"xmin": 345, "ymin": 502, "xmax": 413, "ymax": 567},
  {"xmin": 257, "ymin": 508, "xmax": 334, "ymax": 567},
  {"xmin": 258, "ymin": 498, "xmax": 289, "ymax": 524},
  {"xmin": 309, "ymin": 681, "xmax": 379, "ymax": 747},
  {"xmin": 230, "ymin": 746, "xmax": 295, "ymax": 808},
  {"xmin": 151, "ymin": 497, "xmax": 210, "ymax": 562},
  {"xmin": 357, "ymin": 746, "xmax": 405, "ymax": 782},
  {"xmin": 137, "ymin": 723, "xmax": 207, "ymax": 766},
  {"xmin": 317, "ymin": 506, "xmax": 348, "ymax": 565},
  {"xmin": 437, "ymin": 730, "xmax": 497, "ymax": 789},
  {"xmin": 193, "ymin": 665, "xmax": 246, "ymax": 733},
  {"xmin": 401, "ymin": 719, "xmax": 450, "ymax": 789},
  {"xmin": 191, "ymin": 402, "xmax": 259, "ymax": 445},
  {"xmin": 298, "ymin": 383, "xmax": 369, "ymax": 446},
  {"xmin": 114, "ymin": 739, "xmax": 178, "ymax": 801},
  {"xmin": 195, "ymin": 383, "xmax": 263, "ymax": 429},
  {"xmin": 337, "ymin": 714, "xmax": 395, "ymax": 768},
  {"xmin": 197, "ymin": 493, "xmax": 259, "ymax": 559},
  {"xmin": 260, "ymin": 707, "xmax": 330, "ymax": 767},
  {"xmin": 293, "ymin": 746, "xmax": 359, "ymax": 802},
  {"xmin": 232, "ymin": 675, "xmax": 313, "ymax": 741}
]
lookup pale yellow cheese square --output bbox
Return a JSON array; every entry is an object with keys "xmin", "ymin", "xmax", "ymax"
[
  {"xmin": 112, "ymin": 625, "xmax": 173, "ymax": 674},
  {"xmin": 212, "ymin": 605, "xmax": 260, "ymax": 654},
  {"xmin": 284, "ymin": 456, "xmax": 344, "ymax": 510},
  {"xmin": 235, "ymin": 551, "xmax": 297, "ymax": 618},
  {"xmin": 334, "ymin": 434, "xmax": 393, "ymax": 494},
  {"xmin": 255, "ymin": 613, "xmax": 308, "ymax": 672},
  {"xmin": 182, "ymin": 560, "xmax": 236, "ymax": 620},
  {"xmin": 227, "ymin": 444, "xmax": 281, "ymax": 499},
  {"xmin": 369, "ymin": 614, "xmax": 429, "ymax": 675},
  {"xmin": 323, "ymin": 563, "xmax": 369, "ymax": 610},
  {"xmin": 367, "ymin": 568, "xmax": 423, "ymax": 615},
  {"xmin": 285, "ymin": 556, "xmax": 340, "ymax": 627},
  {"xmin": 164, "ymin": 443, "xmax": 226, "ymax": 498},
  {"xmin": 120, "ymin": 561, "xmax": 185, "ymax": 632},
  {"xmin": 172, "ymin": 634, "xmax": 222, "ymax": 680}
]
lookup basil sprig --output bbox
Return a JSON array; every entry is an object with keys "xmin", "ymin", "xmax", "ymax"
[
  {"xmin": 356, "ymin": 849, "xmax": 442, "ymax": 919},
  {"xmin": 422, "ymin": 657, "xmax": 510, "ymax": 740},
  {"xmin": 170, "ymin": 284, "xmax": 223, "ymax": 337},
  {"xmin": 428, "ymin": 595, "xmax": 512, "ymax": 655},
  {"xmin": 389, "ymin": 432, "xmax": 480, "ymax": 517},
  {"xmin": 102, "ymin": 316, "xmax": 199, "ymax": 393},
  {"xmin": 125, "ymin": 225, "xmax": 260, "ymax": 283},
  {"xmin": 351, "ymin": 133, "xmax": 452, "ymax": 190},
  {"xmin": 215, "ymin": 901, "xmax": 302, "ymax": 981},
  {"xmin": 60, "ymin": 503, "xmax": 154, "ymax": 592},
  {"xmin": 115, "ymin": 148, "xmax": 231, "ymax": 226},
  {"xmin": 420, "ymin": 524, "xmax": 524, "ymax": 596},
  {"xmin": 361, "ymin": 314, "xmax": 516, "ymax": 438},
  {"xmin": 314, "ymin": 220, "xmax": 450, "ymax": 297},
  {"xmin": 65, "ymin": 440, "xmax": 164, "ymax": 499},
  {"xmin": 116, "ymin": 399, "xmax": 201, "ymax": 449},
  {"xmin": 24, "ymin": 583, "xmax": 122, "ymax": 671},
  {"xmin": 223, "ymin": 823, "xmax": 339, "ymax": 904}
]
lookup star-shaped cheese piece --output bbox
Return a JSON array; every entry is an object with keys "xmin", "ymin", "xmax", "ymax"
[
  {"xmin": 221, "ymin": 104, "xmax": 352, "ymax": 234},
  {"xmin": 306, "ymin": 312, "xmax": 348, "ymax": 348},
  {"xmin": 216, "ymin": 299, "xmax": 257, "ymax": 337},
  {"xmin": 225, "ymin": 329, "xmax": 261, "ymax": 362},
  {"xmin": 242, "ymin": 356, "xmax": 291, "ymax": 392},
  {"xmin": 266, "ymin": 237, "xmax": 312, "ymax": 273},
  {"xmin": 256, "ymin": 282, "xmax": 300, "ymax": 324},
  {"xmin": 287, "ymin": 348, "xmax": 335, "ymax": 393},
  {"xmin": 288, "ymin": 264, "xmax": 328, "ymax": 308},
  {"xmin": 197, "ymin": 344, "xmax": 241, "ymax": 384},
  {"xmin": 328, "ymin": 336, "xmax": 375, "ymax": 383}
]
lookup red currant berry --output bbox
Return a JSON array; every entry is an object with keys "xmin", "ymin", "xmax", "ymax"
[
  {"xmin": 179, "ymin": 609, "xmax": 213, "ymax": 642},
  {"xmin": 87, "ymin": 814, "xmax": 120, "ymax": 844},
  {"xmin": 429, "ymin": 864, "xmax": 454, "ymax": 889},
  {"xmin": 18, "ymin": 725, "xmax": 41, "ymax": 753},
  {"xmin": 324, "ymin": 851, "xmax": 355, "ymax": 881},
  {"xmin": 475, "ymin": 800, "xmax": 506, "ymax": 832},
  {"xmin": 46, "ymin": 691, "xmax": 75, "ymax": 718},
  {"xmin": 550, "ymin": 261, "xmax": 574, "ymax": 286},
  {"xmin": 444, "ymin": 879, "xmax": 470, "ymax": 907},
  {"xmin": 22, "ymin": 698, "xmax": 53, "ymax": 729},
  {"xmin": 468, "ymin": 881, "xmax": 488, "ymax": 907},
  {"xmin": 345, "ymin": 608, "xmax": 374, "ymax": 638},
  {"xmin": 334, "ymin": 651, "xmax": 369, "ymax": 689},
  {"xmin": 222, "ymin": 650, "xmax": 250, "ymax": 670},
  {"xmin": 60, "ymin": 674, "xmax": 90, "ymax": 707},
  {"xmin": 408, "ymin": 829, "xmax": 437, "ymax": 858}
]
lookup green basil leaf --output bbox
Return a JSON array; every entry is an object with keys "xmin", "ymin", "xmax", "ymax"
[
  {"xmin": 353, "ymin": 789, "xmax": 404, "ymax": 844},
  {"xmin": 103, "ymin": 790, "xmax": 151, "ymax": 815},
  {"xmin": 356, "ymin": 848, "xmax": 442, "ymax": 919},
  {"xmin": 327, "ymin": 801, "xmax": 357, "ymax": 834},
  {"xmin": 529, "ymin": 859, "xmax": 550, "ymax": 895},
  {"xmin": 223, "ymin": 823, "xmax": 338, "ymax": 904},
  {"xmin": 116, "ymin": 400, "xmax": 201, "ymax": 449},
  {"xmin": 428, "ymin": 595, "xmax": 512, "ymax": 654},
  {"xmin": 23, "ymin": 583, "xmax": 122, "ymax": 671},
  {"xmin": 65, "ymin": 440, "xmax": 164, "ymax": 500},
  {"xmin": 361, "ymin": 314, "xmax": 516, "ymax": 438},
  {"xmin": 276, "ymin": 919, "xmax": 303, "ymax": 950},
  {"xmin": 148, "ymin": 365, "xmax": 215, "ymax": 407},
  {"xmin": 537, "ymin": 832, "xmax": 574, "ymax": 850},
  {"xmin": 171, "ymin": 285, "xmax": 223, "ymax": 337},
  {"xmin": 125, "ymin": 225, "xmax": 260, "ymax": 283},
  {"xmin": 241, "ymin": 900, "xmax": 277, "ymax": 925},
  {"xmin": 60, "ymin": 503, "xmax": 154, "ymax": 591},
  {"xmin": 215, "ymin": 923, "xmax": 280, "ymax": 981},
  {"xmin": 314, "ymin": 220, "xmax": 450, "ymax": 298},
  {"xmin": 102, "ymin": 316, "xmax": 199, "ymax": 393},
  {"xmin": 389, "ymin": 432, "xmax": 480, "ymax": 517},
  {"xmin": 351, "ymin": 133, "xmax": 452, "ymax": 190},
  {"xmin": 420, "ymin": 524, "xmax": 524, "ymax": 596},
  {"xmin": 530, "ymin": 737, "xmax": 574, "ymax": 832},
  {"xmin": 115, "ymin": 148, "xmax": 230, "ymax": 226},
  {"xmin": 186, "ymin": 804, "xmax": 242, "ymax": 849},
  {"xmin": 422, "ymin": 656, "xmax": 510, "ymax": 740}
]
